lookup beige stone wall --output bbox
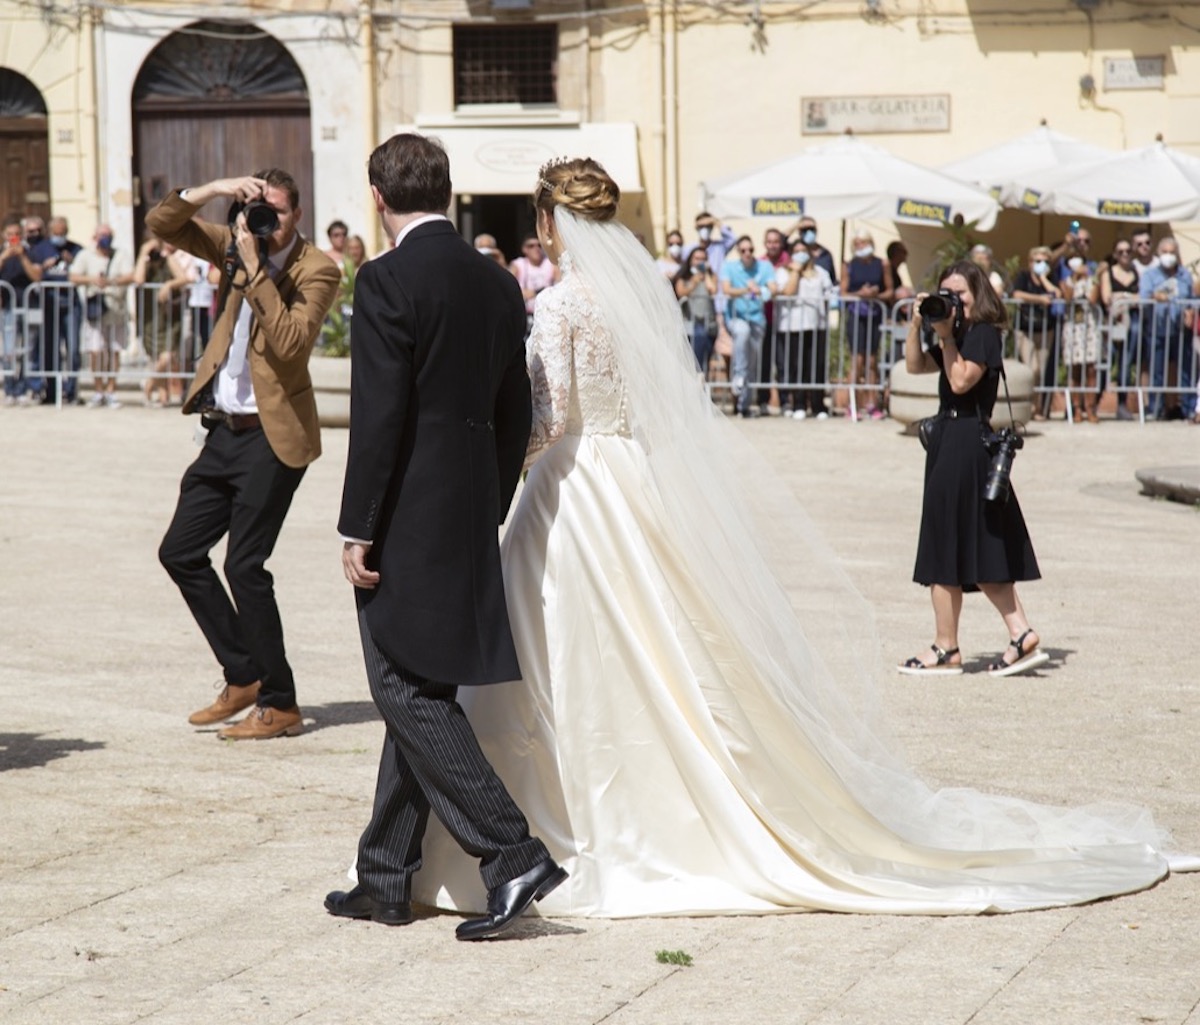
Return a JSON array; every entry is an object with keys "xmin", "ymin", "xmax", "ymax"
[
  {"xmin": 637, "ymin": 0, "xmax": 1200, "ymax": 270},
  {"xmin": 371, "ymin": 0, "xmax": 1200, "ymax": 270},
  {"xmin": 4, "ymin": 0, "xmax": 1198, "ymax": 271},
  {"xmin": 0, "ymin": 3, "xmax": 99, "ymax": 234}
]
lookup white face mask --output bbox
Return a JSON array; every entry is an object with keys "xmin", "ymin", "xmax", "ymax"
[
  {"xmin": 1160, "ymin": 252, "xmax": 1179, "ymax": 270},
  {"xmin": 697, "ymin": 226, "xmax": 712, "ymax": 243},
  {"xmin": 791, "ymin": 250, "xmax": 810, "ymax": 266},
  {"xmin": 801, "ymin": 229, "xmax": 817, "ymax": 245},
  {"xmin": 667, "ymin": 244, "xmax": 682, "ymax": 259},
  {"xmin": 1067, "ymin": 257, "xmax": 1084, "ymax": 271},
  {"xmin": 1033, "ymin": 260, "xmax": 1050, "ymax": 276},
  {"xmin": 854, "ymin": 245, "xmax": 873, "ymax": 259}
]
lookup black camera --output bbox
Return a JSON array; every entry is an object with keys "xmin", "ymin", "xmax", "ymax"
[
  {"xmin": 918, "ymin": 289, "xmax": 963, "ymax": 325},
  {"xmin": 983, "ymin": 427, "xmax": 1024, "ymax": 504},
  {"xmin": 227, "ymin": 200, "xmax": 279, "ymax": 238}
]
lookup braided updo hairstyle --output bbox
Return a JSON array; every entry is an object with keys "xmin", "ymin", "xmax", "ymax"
[{"xmin": 533, "ymin": 157, "xmax": 620, "ymax": 222}]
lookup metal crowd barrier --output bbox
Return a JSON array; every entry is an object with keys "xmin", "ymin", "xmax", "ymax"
[
  {"xmin": 0, "ymin": 280, "xmax": 211, "ymax": 408},
  {"xmin": 693, "ymin": 293, "xmax": 1200, "ymax": 424},
  {"xmin": 5, "ymin": 280, "xmax": 1197, "ymax": 421}
]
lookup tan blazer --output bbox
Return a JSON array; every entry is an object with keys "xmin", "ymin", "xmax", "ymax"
[{"xmin": 145, "ymin": 191, "xmax": 340, "ymax": 468}]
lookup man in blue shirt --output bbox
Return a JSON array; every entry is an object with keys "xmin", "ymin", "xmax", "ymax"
[
  {"xmin": 1137, "ymin": 236, "xmax": 1195, "ymax": 419},
  {"xmin": 720, "ymin": 235, "xmax": 775, "ymax": 417}
]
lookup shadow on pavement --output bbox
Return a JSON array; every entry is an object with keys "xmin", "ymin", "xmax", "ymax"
[
  {"xmin": 303, "ymin": 700, "xmax": 381, "ymax": 732},
  {"xmin": 962, "ymin": 645, "xmax": 1076, "ymax": 676},
  {"xmin": 0, "ymin": 732, "xmax": 105, "ymax": 772}
]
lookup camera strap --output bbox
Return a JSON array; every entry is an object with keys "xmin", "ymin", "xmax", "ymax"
[
  {"xmin": 996, "ymin": 362, "xmax": 1020, "ymax": 435},
  {"xmin": 213, "ymin": 239, "xmax": 240, "ymax": 326}
]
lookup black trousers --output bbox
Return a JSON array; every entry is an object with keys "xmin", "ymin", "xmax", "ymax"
[
  {"xmin": 159, "ymin": 422, "xmax": 306, "ymax": 708},
  {"xmin": 355, "ymin": 607, "xmax": 549, "ymax": 904}
]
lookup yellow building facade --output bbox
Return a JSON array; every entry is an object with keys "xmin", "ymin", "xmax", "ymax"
[{"xmin": 1, "ymin": 0, "xmax": 1197, "ymax": 273}]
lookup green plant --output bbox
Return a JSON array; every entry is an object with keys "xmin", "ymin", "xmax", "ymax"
[
  {"xmin": 920, "ymin": 217, "xmax": 987, "ymax": 289},
  {"xmin": 655, "ymin": 949, "xmax": 694, "ymax": 967},
  {"xmin": 319, "ymin": 261, "xmax": 356, "ymax": 357}
]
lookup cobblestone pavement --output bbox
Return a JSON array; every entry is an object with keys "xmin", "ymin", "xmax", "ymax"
[{"xmin": 1, "ymin": 406, "xmax": 1198, "ymax": 1025}]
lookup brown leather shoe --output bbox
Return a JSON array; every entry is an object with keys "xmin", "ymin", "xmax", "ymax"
[
  {"xmin": 218, "ymin": 705, "xmax": 304, "ymax": 740},
  {"xmin": 188, "ymin": 681, "xmax": 261, "ymax": 726}
]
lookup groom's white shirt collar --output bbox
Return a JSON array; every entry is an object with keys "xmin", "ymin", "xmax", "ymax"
[{"xmin": 394, "ymin": 213, "xmax": 449, "ymax": 248}]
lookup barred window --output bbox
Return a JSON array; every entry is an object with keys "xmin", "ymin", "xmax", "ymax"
[{"xmin": 453, "ymin": 25, "xmax": 558, "ymax": 106}]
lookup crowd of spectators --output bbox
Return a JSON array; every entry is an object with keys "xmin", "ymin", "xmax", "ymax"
[
  {"xmin": 648, "ymin": 215, "xmax": 1200, "ymax": 424},
  {"xmin": 3, "ymin": 207, "xmax": 1199, "ymax": 423}
]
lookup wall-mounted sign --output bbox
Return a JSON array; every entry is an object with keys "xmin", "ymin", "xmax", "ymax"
[
  {"xmin": 802, "ymin": 94, "xmax": 950, "ymax": 135},
  {"xmin": 1103, "ymin": 56, "xmax": 1165, "ymax": 91}
]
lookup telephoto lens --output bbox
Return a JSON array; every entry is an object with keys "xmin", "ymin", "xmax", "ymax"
[{"xmin": 983, "ymin": 429, "xmax": 1024, "ymax": 504}]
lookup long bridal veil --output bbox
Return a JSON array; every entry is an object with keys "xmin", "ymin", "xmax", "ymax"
[{"xmin": 549, "ymin": 203, "xmax": 1180, "ymax": 890}]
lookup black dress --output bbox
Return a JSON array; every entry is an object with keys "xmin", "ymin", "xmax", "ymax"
[{"xmin": 913, "ymin": 322, "xmax": 1040, "ymax": 590}]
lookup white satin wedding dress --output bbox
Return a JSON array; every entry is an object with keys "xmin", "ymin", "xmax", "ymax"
[{"xmin": 411, "ymin": 220, "xmax": 1185, "ymax": 918}]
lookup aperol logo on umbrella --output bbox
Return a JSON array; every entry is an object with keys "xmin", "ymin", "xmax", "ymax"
[
  {"xmin": 1020, "ymin": 188, "xmax": 1042, "ymax": 210},
  {"xmin": 896, "ymin": 198, "xmax": 950, "ymax": 222},
  {"xmin": 1097, "ymin": 198, "xmax": 1151, "ymax": 218},
  {"xmin": 751, "ymin": 197, "xmax": 805, "ymax": 217}
]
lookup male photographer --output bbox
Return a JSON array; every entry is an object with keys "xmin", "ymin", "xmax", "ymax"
[{"xmin": 147, "ymin": 171, "xmax": 340, "ymax": 739}]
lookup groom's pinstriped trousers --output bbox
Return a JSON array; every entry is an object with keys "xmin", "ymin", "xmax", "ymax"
[{"xmin": 353, "ymin": 607, "xmax": 550, "ymax": 905}]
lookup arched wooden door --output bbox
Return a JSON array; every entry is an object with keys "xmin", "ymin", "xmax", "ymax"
[
  {"xmin": 132, "ymin": 21, "xmax": 313, "ymax": 242},
  {"xmin": 0, "ymin": 69, "xmax": 50, "ymax": 224}
]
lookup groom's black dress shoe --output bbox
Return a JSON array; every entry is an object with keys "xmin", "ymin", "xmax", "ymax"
[
  {"xmin": 325, "ymin": 886, "xmax": 413, "ymax": 926},
  {"xmin": 456, "ymin": 857, "xmax": 568, "ymax": 941}
]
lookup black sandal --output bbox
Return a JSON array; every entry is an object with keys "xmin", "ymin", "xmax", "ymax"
[
  {"xmin": 898, "ymin": 643, "xmax": 963, "ymax": 676},
  {"xmin": 987, "ymin": 629, "xmax": 1050, "ymax": 677}
]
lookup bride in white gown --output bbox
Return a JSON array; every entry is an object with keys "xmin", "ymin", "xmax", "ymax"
[{"xmin": 412, "ymin": 157, "xmax": 1188, "ymax": 917}]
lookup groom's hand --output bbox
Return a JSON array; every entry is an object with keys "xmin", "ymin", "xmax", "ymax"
[{"xmin": 342, "ymin": 541, "xmax": 380, "ymax": 589}]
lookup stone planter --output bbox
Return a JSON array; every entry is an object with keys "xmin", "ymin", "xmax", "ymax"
[
  {"xmin": 310, "ymin": 354, "xmax": 350, "ymax": 429},
  {"xmin": 888, "ymin": 359, "xmax": 1034, "ymax": 428}
]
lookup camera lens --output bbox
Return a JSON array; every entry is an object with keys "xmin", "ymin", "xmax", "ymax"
[
  {"xmin": 918, "ymin": 294, "xmax": 949, "ymax": 322},
  {"xmin": 243, "ymin": 202, "xmax": 279, "ymax": 237},
  {"xmin": 228, "ymin": 200, "xmax": 280, "ymax": 238},
  {"xmin": 983, "ymin": 431, "xmax": 1022, "ymax": 503}
]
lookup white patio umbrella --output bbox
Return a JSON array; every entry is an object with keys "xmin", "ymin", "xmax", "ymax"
[
  {"xmin": 1023, "ymin": 139, "xmax": 1200, "ymax": 223},
  {"xmin": 939, "ymin": 123, "xmax": 1114, "ymax": 208},
  {"xmin": 700, "ymin": 134, "xmax": 1000, "ymax": 231}
]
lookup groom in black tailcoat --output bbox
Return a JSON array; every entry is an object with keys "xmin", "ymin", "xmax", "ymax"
[{"xmin": 326, "ymin": 133, "xmax": 566, "ymax": 939}]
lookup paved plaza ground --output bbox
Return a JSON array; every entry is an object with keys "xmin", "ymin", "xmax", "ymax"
[{"xmin": 1, "ymin": 405, "xmax": 1198, "ymax": 1025}]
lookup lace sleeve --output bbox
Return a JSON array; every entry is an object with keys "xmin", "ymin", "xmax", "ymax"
[{"xmin": 524, "ymin": 285, "xmax": 573, "ymax": 469}]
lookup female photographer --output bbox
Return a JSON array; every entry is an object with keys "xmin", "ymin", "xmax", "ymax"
[{"xmin": 899, "ymin": 260, "xmax": 1048, "ymax": 678}]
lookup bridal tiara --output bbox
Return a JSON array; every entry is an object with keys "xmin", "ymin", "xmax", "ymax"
[{"xmin": 536, "ymin": 155, "xmax": 576, "ymax": 194}]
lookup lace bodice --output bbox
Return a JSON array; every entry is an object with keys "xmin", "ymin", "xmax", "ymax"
[{"xmin": 525, "ymin": 253, "xmax": 630, "ymax": 466}]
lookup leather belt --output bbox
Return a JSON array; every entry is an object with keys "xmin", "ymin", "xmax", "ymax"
[
  {"xmin": 942, "ymin": 408, "xmax": 977, "ymax": 419},
  {"xmin": 202, "ymin": 410, "xmax": 262, "ymax": 433}
]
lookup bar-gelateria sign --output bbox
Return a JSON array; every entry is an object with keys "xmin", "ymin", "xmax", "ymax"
[{"xmin": 802, "ymin": 95, "xmax": 950, "ymax": 135}]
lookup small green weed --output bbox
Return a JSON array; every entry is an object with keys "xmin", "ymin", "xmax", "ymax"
[{"xmin": 655, "ymin": 949, "xmax": 693, "ymax": 967}]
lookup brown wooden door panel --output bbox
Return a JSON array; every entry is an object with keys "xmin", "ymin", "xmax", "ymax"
[
  {"xmin": 0, "ymin": 125, "xmax": 50, "ymax": 224},
  {"xmin": 135, "ymin": 112, "xmax": 313, "ymax": 240}
]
